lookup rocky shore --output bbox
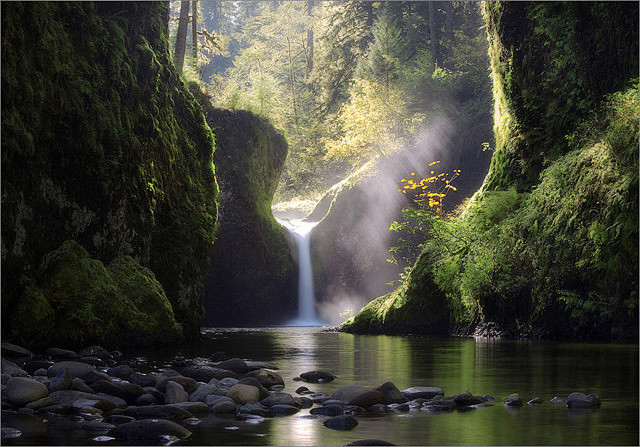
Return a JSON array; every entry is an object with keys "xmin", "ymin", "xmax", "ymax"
[{"xmin": 1, "ymin": 341, "xmax": 602, "ymax": 445}]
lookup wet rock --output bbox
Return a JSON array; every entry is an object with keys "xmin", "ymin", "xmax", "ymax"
[
  {"xmin": 216, "ymin": 358, "xmax": 249, "ymax": 376},
  {"xmin": 165, "ymin": 381, "xmax": 189, "ymax": 404},
  {"xmin": 1, "ymin": 342, "xmax": 34, "ymax": 360},
  {"xmin": 528, "ymin": 397, "xmax": 543, "ymax": 405},
  {"xmin": 550, "ymin": 396, "xmax": 567, "ymax": 403},
  {"xmin": 48, "ymin": 361, "xmax": 94, "ymax": 380},
  {"xmin": 307, "ymin": 392, "xmax": 330, "ymax": 404},
  {"xmin": 34, "ymin": 368, "xmax": 48, "ymax": 376},
  {"xmin": 24, "ymin": 360, "xmax": 55, "ymax": 375},
  {"xmin": 261, "ymin": 392, "xmax": 298, "ymax": 408},
  {"xmin": 401, "ymin": 386, "xmax": 444, "ymax": 400},
  {"xmin": 143, "ymin": 386, "xmax": 165, "ymax": 402},
  {"xmin": 1, "ymin": 358, "xmax": 27, "ymax": 376},
  {"xmin": 90, "ymin": 380, "xmax": 128, "ymax": 401},
  {"xmin": 311, "ymin": 404, "xmax": 344, "ymax": 417},
  {"xmin": 452, "ymin": 392, "xmax": 485, "ymax": 407},
  {"xmin": 107, "ymin": 415, "xmax": 136, "ymax": 424},
  {"xmin": 323, "ymin": 415, "xmax": 358, "ymax": 430},
  {"xmin": 217, "ymin": 377, "xmax": 240, "ymax": 390},
  {"xmin": 161, "ymin": 369, "xmax": 181, "ymax": 377},
  {"xmin": 79, "ymin": 356, "xmax": 105, "ymax": 367},
  {"xmin": 245, "ymin": 369, "xmax": 285, "ymax": 388},
  {"xmin": 156, "ymin": 376, "xmax": 197, "ymax": 393},
  {"xmin": 211, "ymin": 400, "xmax": 238, "ymax": 413},
  {"xmin": 205, "ymin": 395, "xmax": 235, "ymax": 408},
  {"xmin": 107, "ymin": 365, "xmax": 134, "ymax": 380},
  {"xmin": 171, "ymin": 355, "xmax": 189, "ymax": 368},
  {"xmin": 2, "ymin": 373, "xmax": 11, "ymax": 384},
  {"xmin": 345, "ymin": 440, "xmax": 395, "ymax": 446},
  {"xmin": 227, "ymin": 384, "xmax": 260, "ymax": 404},
  {"xmin": 80, "ymin": 346, "xmax": 112, "ymax": 360},
  {"xmin": 70, "ymin": 378, "xmax": 95, "ymax": 394},
  {"xmin": 237, "ymin": 377, "xmax": 270, "ymax": 399},
  {"xmin": 46, "ymin": 348, "xmax": 80, "ymax": 359},
  {"xmin": 82, "ymin": 370, "xmax": 111, "ymax": 384},
  {"xmin": 299, "ymin": 370, "xmax": 335, "ymax": 383},
  {"xmin": 1, "ymin": 427, "xmax": 22, "ymax": 439},
  {"xmin": 330, "ymin": 385, "xmax": 368, "ymax": 403},
  {"xmin": 392, "ymin": 403, "xmax": 410, "ymax": 412},
  {"xmin": 49, "ymin": 367, "xmax": 72, "ymax": 392},
  {"xmin": 181, "ymin": 365, "xmax": 238, "ymax": 383},
  {"xmin": 129, "ymin": 372, "xmax": 158, "ymax": 388},
  {"xmin": 566, "ymin": 392, "xmax": 601, "ymax": 409},
  {"xmin": 122, "ymin": 404, "xmax": 192, "ymax": 421},
  {"xmin": 6, "ymin": 377, "xmax": 49, "ymax": 406},
  {"xmin": 108, "ymin": 419, "xmax": 191, "ymax": 442},
  {"xmin": 26, "ymin": 396, "xmax": 55, "ymax": 410},
  {"xmin": 294, "ymin": 397, "xmax": 313, "ymax": 409},
  {"xmin": 370, "ymin": 403, "xmax": 391, "ymax": 413},
  {"xmin": 245, "ymin": 361, "xmax": 279, "ymax": 371},
  {"xmin": 96, "ymin": 393, "xmax": 128, "ymax": 408},
  {"xmin": 504, "ymin": 394, "xmax": 523, "ymax": 407},
  {"xmin": 481, "ymin": 395, "xmax": 496, "ymax": 401},
  {"xmin": 422, "ymin": 397, "xmax": 455, "ymax": 412},
  {"xmin": 190, "ymin": 383, "xmax": 217, "ymax": 402},
  {"xmin": 238, "ymin": 401, "xmax": 275, "ymax": 417},
  {"xmin": 168, "ymin": 401, "xmax": 209, "ymax": 415},
  {"xmin": 110, "ymin": 351, "xmax": 123, "ymax": 361},
  {"xmin": 49, "ymin": 390, "xmax": 116, "ymax": 412},
  {"xmin": 296, "ymin": 386, "xmax": 312, "ymax": 395},
  {"xmin": 375, "ymin": 382, "xmax": 405, "ymax": 404},
  {"xmin": 349, "ymin": 390, "xmax": 386, "ymax": 407},
  {"xmin": 271, "ymin": 404, "xmax": 300, "ymax": 415},
  {"xmin": 135, "ymin": 393, "xmax": 158, "ymax": 406}
]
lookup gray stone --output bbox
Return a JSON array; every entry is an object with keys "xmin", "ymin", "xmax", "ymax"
[
  {"xmin": 46, "ymin": 348, "xmax": 80, "ymax": 359},
  {"xmin": 49, "ymin": 390, "xmax": 116, "ymax": 412},
  {"xmin": 181, "ymin": 365, "xmax": 238, "ymax": 383},
  {"xmin": 156, "ymin": 376, "xmax": 197, "ymax": 393},
  {"xmin": 129, "ymin": 372, "xmax": 158, "ymax": 387},
  {"xmin": 108, "ymin": 415, "xmax": 136, "ymax": 424},
  {"xmin": 401, "ymin": 386, "xmax": 444, "ymax": 400},
  {"xmin": 70, "ymin": 378, "xmax": 94, "ymax": 393},
  {"xmin": 294, "ymin": 397, "xmax": 313, "ymax": 409},
  {"xmin": 135, "ymin": 393, "xmax": 158, "ymax": 406},
  {"xmin": 227, "ymin": 384, "xmax": 260, "ymax": 404},
  {"xmin": 311, "ymin": 404, "xmax": 344, "ymax": 416},
  {"xmin": 238, "ymin": 401, "xmax": 275, "ymax": 417},
  {"xmin": 1, "ymin": 342, "xmax": 34, "ymax": 360},
  {"xmin": 48, "ymin": 361, "xmax": 95, "ymax": 379},
  {"xmin": 107, "ymin": 365, "xmax": 134, "ymax": 380},
  {"xmin": 190, "ymin": 383, "xmax": 217, "ymax": 402},
  {"xmin": 299, "ymin": 370, "xmax": 335, "ymax": 383},
  {"xmin": 205, "ymin": 395, "xmax": 235, "ymax": 407},
  {"xmin": 96, "ymin": 393, "xmax": 128, "ymax": 408},
  {"xmin": 375, "ymin": 382, "xmax": 405, "ymax": 404},
  {"xmin": 330, "ymin": 385, "xmax": 368, "ymax": 403},
  {"xmin": 1, "ymin": 358, "xmax": 27, "ymax": 376},
  {"xmin": 210, "ymin": 400, "xmax": 237, "ymax": 413},
  {"xmin": 504, "ymin": 394, "xmax": 523, "ymax": 407},
  {"xmin": 566, "ymin": 392, "xmax": 601, "ymax": 409},
  {"xmin": 245, "ymin": 361, "xmax": 279, "ymax": 371},
  {"xmin": 79, "ymin": 356, "xmax": 105, "ymax": 367},
  {"xmin": 261, "ymin": 392, "xmax": 298, "ymax": 408},
  {"xmin": 80, "ymin": 370, "xmax": 110, "ymax": 384},
  {"xmin": 296, "ymin": 386, "xmax": 312, "ymax": 395},
  {"xmin": 108, "ymin": 419, "xmax": 191, "ymax": 441},
  {"xmin": 48, "ymin": 366, "xmax": 72, "ymax": 392},
  {"xmin": 6, "ymin": 377, "xmax": 49, "ymax": 406},
  {"xmin": 323, "ymin": 415, "xmax": 358, "ymax": 430},
  {"xmin": 122, "ymin": 404, "xmax": 192, "ymax": 421},
  {"xmin": 271, "ymin": 404, "xmax": 300, "ymax": 415},
  {"xmin": 165, "ymin": 381, "xmax": 189, "ymax": 404},
  {"xmin": 2, "ymin": 373, "xmax": 11, "ymax": 384},
  {"xmin": 25, "ymin": 396, "xmax": 55, "ymax": 410},
  {"xmin": 167, "ymin": 401, "xmax": 209, "ymax": 415},
  {"xmin": 23, "ymin": 360, "xmax": 54, "ymax": 375},
  {"xmin": 143, "ymin": 386, "xmax": 165, "ymax": 402},
  {"xmin": 34, "ymin": 368, "xmax": 48, "ymax": 376},
  {"xmin": 528, "ymin": 397, "xmax": 543, "ymax": 405},
  {"xmin": 550, "ymin": 396, "xmax": 567, "ymax": 403},
  {"xmin": 238, "ymin": 377, "xmax": 270, "ymax": 399},
  {"xmin": 1, "ymin": 427, "xmax": 22, "ymax": 439},
  {"xmin": 307, "ymin": 392, "xmax": 330, "ymax": 404},
  {"xmin": 453, "ymin": 392, "xmax": 486, "ymax": 406},
  {"xmin": 90, "ymin": 380, "xmax": 128, "ymax": 400},
  {"xmin": 348, "ymin": 390, "xmax": 386, "ymax": 407},
  {"xmin": 392, "ymin": 403, "xmax": 411, "ymax": 412},
  {"xmin": 215, "ymin": 358, "xmax": 249, "ymax": 375},
  {"xmin": 217, "ymin": 377, "xmax": 239, "ymax": 390}
]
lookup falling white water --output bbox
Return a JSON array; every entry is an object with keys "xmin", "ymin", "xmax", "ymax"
[{"xmin": 278, "ymin": 219, "xmax": 323, "ymax": 326}]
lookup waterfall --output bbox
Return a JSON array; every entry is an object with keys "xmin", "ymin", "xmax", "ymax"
[{"xmin": 279, "ymin": 219, "xmax": 323, "ymax": 326}]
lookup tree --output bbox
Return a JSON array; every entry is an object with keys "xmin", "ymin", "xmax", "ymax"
[
  {"xmin": 191, "ymin": 1, "xmax": 198, "ymax": 61},
  {"xmin": 174, "ymin": 1, "xmax": 190, "ymax": 74}
]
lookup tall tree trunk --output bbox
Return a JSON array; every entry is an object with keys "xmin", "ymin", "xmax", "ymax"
[
  {"xmin": 191, "ymin": 0, "xmax": 198, "ymax": 61},
  {"xmin": 428, "ymin": 1, "xmax": 438, "ymax": 65},
  {"xmin": 174, "ymin": 1, "xmax": 190, "ymax": 74},
  {"xmin": 306, "ymin": 0, "xmax": 314, "ymax": 74},
  {"xmin": 444, "ymin": 1, "xmax": 454, "ymax": 44},
  {"xmin": 286, "ymin": 36, "xmax": 299, "ymax": 126}
]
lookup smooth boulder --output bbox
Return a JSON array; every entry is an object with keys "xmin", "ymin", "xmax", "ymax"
[
  {"xmin": 566, "ymin": 392, "xmax": 601, "ymax": 409},
  {"xmin": 330, "ymin": 385, "xmax": 368, "ymax": 403},
  {"xmin": 299, "ymin": 370, "xmax": 335, "ymax": 383},
  {"xmin": 504, "ymin": 394, "xmax": 523, "ymax": 407},
  {"xmin": 323, "ymin": 415, "xmax": 358, "ymax": 430},
  {"xmin": 227, "ymin": 384, "xmax": 260, "ymax": 404},
  {"xmin": 165, "ymin": 381, "xmax": 189, "ymax": 404},
  {"xmin": 401, "ymin": 386, "xmax": 444, "ymax": 400},
  {"xmin": 109, "ymin": 419, "xmax": 191, "ymax": 442},
  {"xmin": 375, "ymin": 382, "xmax": 405, "ymax": 404},
  {"xmin": 181, "ymin": 365, "xmax": 238, "ymax": 383},
  {"xmin": 6, "ymin": 377, "xmax": 49, "ymax": 406}
]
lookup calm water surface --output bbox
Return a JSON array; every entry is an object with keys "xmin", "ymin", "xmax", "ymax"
[{"xmin": 3, "ymin": 327, "xmax": 638, "ymax": 446}]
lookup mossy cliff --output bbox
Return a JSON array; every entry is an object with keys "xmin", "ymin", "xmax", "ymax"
[
  {"xmin": 192, "ymin": 90, "xmax": 296, "ymax": 326},
  {"xmin": 344, "ymin": 2, "xmax": 638, "ymax": 340},
  {"xmin": 2, "ymin": 2, "xmax": 218, "ymax": 343}
]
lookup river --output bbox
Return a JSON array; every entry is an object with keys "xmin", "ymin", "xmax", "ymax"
[{"xmin": 3, "ymin": 327, "xmax": 638, "ymax": 446}]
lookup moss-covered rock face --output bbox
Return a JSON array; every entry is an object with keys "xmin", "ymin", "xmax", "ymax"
[
  {"xmin": 345, "ymin": 2, "xmax": 638, "ymax": 339},
  {"xmin": 10, "ymin": 240, "xmax": 182, "ymax": 348},
  {"xmin": 1, "ymin": 2, "xmax": 218, "ymax": 340},
  {"xmin": 192, "ymin": 91, "xmax": 296, "ymax": 326}
]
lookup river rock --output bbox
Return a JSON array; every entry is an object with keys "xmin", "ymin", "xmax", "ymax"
[
  {"xmin": 49, "ymin": 390, "xmax": 115, "ymax": 412},
  {"xmin": 566, "ymin": 392, "xmax": 601, "ymax": 409},
  {"xmin": 307, "ymin": 392, "xmax": 330, "ymax": 404},
  {"xmin": 2, "ymin": 373, "xmax": 11, "ymax": 384},
  {"xmin": 210, "ymin": 400, "xmax": 237, "ymax": 413},
  {"xmin": 323, "ymin": 415, "xmax": 358, "ymax": 430},
  {"xmin": 375, "ymin": 382, "xmax": 405, "ymax": 404},
  {"xmin": 299, "ymin": 370, "xmax": 335, "ymax": 383},
  {"xmin": 107, "ymin": 365, "xmax": 134, "ymax": 380},
  {"xmin": 79, "ymin": 346, "xmax": 112, "ymax": 360},
  {"xmin": 401, "ymin": 386, "xmax": 444, "ymax": 400},
  {"xmin": 24, "ymin": 360, "xmax": 55, "ymax": 375},
  {"xmin": 237, "ymin": 377, "xmax": 270, "ymax": 399},
  {"xmin": 48, "ymin": 367, "xmax": 72, "ymax": 393},
  {"xmin": 245, "ymin": 369, "xmax": 285, "ymax": 388},
  {"xmin": 135, "ymin": 393, "xmax": 158, "ymax": 406},
  {"xmin": 1, "ymin": 358, "xmax": 27, "ymax": 376},
  {"xmin": 143, "ymin": 386, "xmax": 165, "ymax": 402},
  {"xmin": 453, "ymin": 392, "xmax": 485, "ymax": 406},
  {"xmin": 90, "ymin": 380, "xmax": 128, "ymax": 400},
  {"xmin": 504, "ymin": 394, "xmax": 523, "ymax": 407},
  {"xmin": 238, "ymin": 401, "xmax": 275, "ymax": 417},
  {"xmin": 96, "ymin": 393, "xmax": 128, "ymax": 408},
  {"xmin": 550, "ymin": 396, "xmax": 567, "ymax": 403},
  {"xmin": 6, "ymin": 377, "xmax": 49, "ymax": 406},
  {"xmin": 311, "ymin": 404, "xmax": 344, "ymax": 417},
  {"xmin": 111, "ymin": 381, "xmax": 144, "ymax": 402},
  {"xmin": 79, "ymin": 356, "xmax": 105, "ymax": 367},
  {"xmin": 70, "ymin": 378, "xmax": 94, "ymax": 393},
  {"xmin": 217, "ymin": 377, "xmax": 240, "ymax": 390},
  {"xmin": 294, "ymin": 397, "xmax": 313, "ymax": 408},
  {"xmin": 1, "ymin": 342, "xmax": 34, "ymax": 360},
  {"xmin": 33, "ymin": 368, "xmax": 48, "ymax": 376},
  {"xmin": 108, "ymin": 419, "xmax": 191, "ymax": 442},
  {"xmin": 48, "ymin": 361, "xmax": 94, "ymax": 380},
  {"xmin": 25, "ymin": 396, "xmax": 55, "ymax": 410},
  {"xmin": 271, "ymin": 404, "xmax": 300, "ymax": 415},
  {"xmin": 1, "ymin": 427, "xmax": 22, "ymax": 439},
  {"xmin": 348, "ymin": 390, "xmax": 386, "ymax": 407},
  {"xmin": 156, "ymin": 376, "xmax": 197, "ymax": 393},
  {"xmin": 261, "ymin": 392, "xmax": 298, "ymax": 408},
  {"xmin": 215, "ymin": 358, "xmax": 249, "ymax": 375},
  {"xmin": 165, "ymin": 381, "xmax": 189, "ymax": 404},
  {"xmin": 346, "ymin": 440, "xmax": 395, "ymax": 446},
  {"xmin": 122, "ymin": 404, "xmax": 192, "ymax": 421},
  {"xmin": 181, "ymin": 365, "xmax": 238, "ymax": 383},
  {"xmin": 129, "ymin": 372, "xmax": 158, "ymax": 387},
  {"xmin": 46, "ymin": 348, "xmax": 80, "ymax": 359},
  {"xmin": 245, "ymin": 361, "xmax": 279, "ymax": 371},
  {"xmin": 205, "ymin": 395, "xmax": 235, "ymax": 407},
  {"xmin": 330, "ymin": 385, "xmax": 368, "ymax": 403},
  {"xmin": 190, "ymin": 383, "xmax": 217, "ymax": 402},
  {"xmin": 528, "ymin": 397, "xmax": 543, "ymax": 405},
  {"xmin": 227, "ymin": 384, "xmax": 260, "ymax": 404},
  {"xmin": 168, "ymin": 401, "xmax": 209, "ymax": 415},
  {"xmin": 296, "ymin": 386, "xmax": 312, "ymax": 395}
]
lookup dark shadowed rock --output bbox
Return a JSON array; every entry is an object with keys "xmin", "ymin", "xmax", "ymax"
[
  {"xmin": 6, "ymin": 377, "xmax": 49, "ymax": 406},
  {"xmin": 167, "ymin": 402, "xmax": 209, "ymax": 415},
  {"xmin": 129, "ymin": 372, "xmax": 158, "ymax": 388},
  {"xmin": 323, "ymin": 415, "xmax": 358, "ymax": 430},
  {"xmin": 237, "ymin": 377, "xmax": 270, "ymax": 399},
  {"xmin": 79, "ymin": 356, "xmax": 105, "ymax": 367},
  {"xmin": 453, "ymin": 392, "xmax": 486, "ymax": 407},
  {"xmin": 271, "ymin": 404, "xmax": 300, "ymax": 415},
  {"xmin": 47, "ymin": 348, "xmax": 80, "ymax": 359},
  {"xmin": 48, "ymin": 361, "xmax": 94, "ymax": 380},
  {"xmin": 80, "ymin": 346, "xmax": 112, "ymax": 360},
  {"xmin": 528, "ymin": 397, "xmax": 543, "ymax": 405},
  {"xmin": 156, "ymin": 376, "xmax": 197, "ymax": 393},
  {"xmin": 330, "ymin": 385, "xmax": 368, "ymax": 403},
  {"xmin": 300, "ymin": 370, "xmax": 335, "ymax": 383},
  {"xmin": 165, "ymin": 381, "xmax": 189, "ymax": 404},
  {"xmin": 375, "ymin": 382, "xmax": 405, "ymax": 404},
  {"xmin": 261, "ymin": 392, "xmax": 298, "ymax": 408},
  {"xmin": 345, "ymin": 440, "xmax": 395, "ymax": 446},
  {"xmin": 190, "ymin": 384, "xmax": 217, "ymax": 402},
  {"xmin": 24, "ymin": 360, "xmax": 54, "ymax": 375},
  {"xmin": 181, "ymin": 365, "xmax": 238, "ymax": 383},
  {"xmin": 245, "ymin": 369, "xmax": 285, "ymax": 388},
  {"xmin": 80, "ymin": 421, "xmax": 115, "ymax": 433},
  {"xmin": 122, "ymin": 404, "xmax": 192, "ymax": 421},
  {"xmin": 70, "ymin": 378, "xmax": 94, "ymax": 394},
  {"xmin": 96, "ymin": 393, "xmax": 128, "ymax": 408},
  {"xmin": 107, "ymin": 365, "xmax": 134, "ymax": 380},
  {"xmin": 107, "ymin": 415, "xmax": 136, "ymax": 424},
  {"xmin": 566, "ymin": 392, "xmax": 601, "ymax": 409},
  {"xmin": 48, "ymin": 367, "xmax": 72, "ymax": 392},
  {"xmin": 504, "ymin": 394, "xmax": 523, "ymax": 407},
  {"xmin": 1, "ymin": 427, "xmax": 22, "ymax": 440},
  {"xmin": 205, "ymin": 395, "xmax": 234, "ymax": 407},
  {"xmin": 211, "ymin": 400, "xmax": 237, "ymax": 413},
  {"xmin": 307, "ymin": 392, "xmax": 330, "ymax": 404},
  {"xmin": 89, "ymin": 380, "xmax": 128, "ymax": 401},
  {"xmin": 1, "ymin": 343, "xmax": 34, "ymax": 360},
  {"xmin": 108, "ymin": 419, "xmax": 191, "ymax": 442},
  {"xmin": 135, "ymin": 393, "xmax": 158, "ymax": 406},
  {"xmin": 1, "ymin": 358, "xmax": 27, "ymax": 376},
  {"xmin": 294, "ymin": 397, "xmax": 313, "ymax": 408},
  {"xmin": 217, "ymin": 377, "xmax": 240, "ymax": 390},
  {"xmin": 215, "ymin": 358, "xmax": 249, "ymax": 375},
  {"xmin": 311, "ymin": 404, "xmax": 344, "ymax": 417},
  {"xmin": 26, "ymin": 396, "xmax": 55, "ymax": 410},
  {"xmin": 245, "ymin": 361, "xmax": 279, "ymax": 371},
  {"xmin": 348, "ymin": 390, "xmax": 386, "ymax": 407},
  {"xmin": 49, "ymin": 390, "xmax": 115, "ymax": 412},
  {"xmin": 238, "ymin": 402, "xmax": 275, "ymax": 417},
  {"xmin": 296, "ymin": 386, "xmax": 312, "ymax": 395},
  {"xmin": 401, "ymin": 387, "xmax": 444, "ymax": 400}
]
